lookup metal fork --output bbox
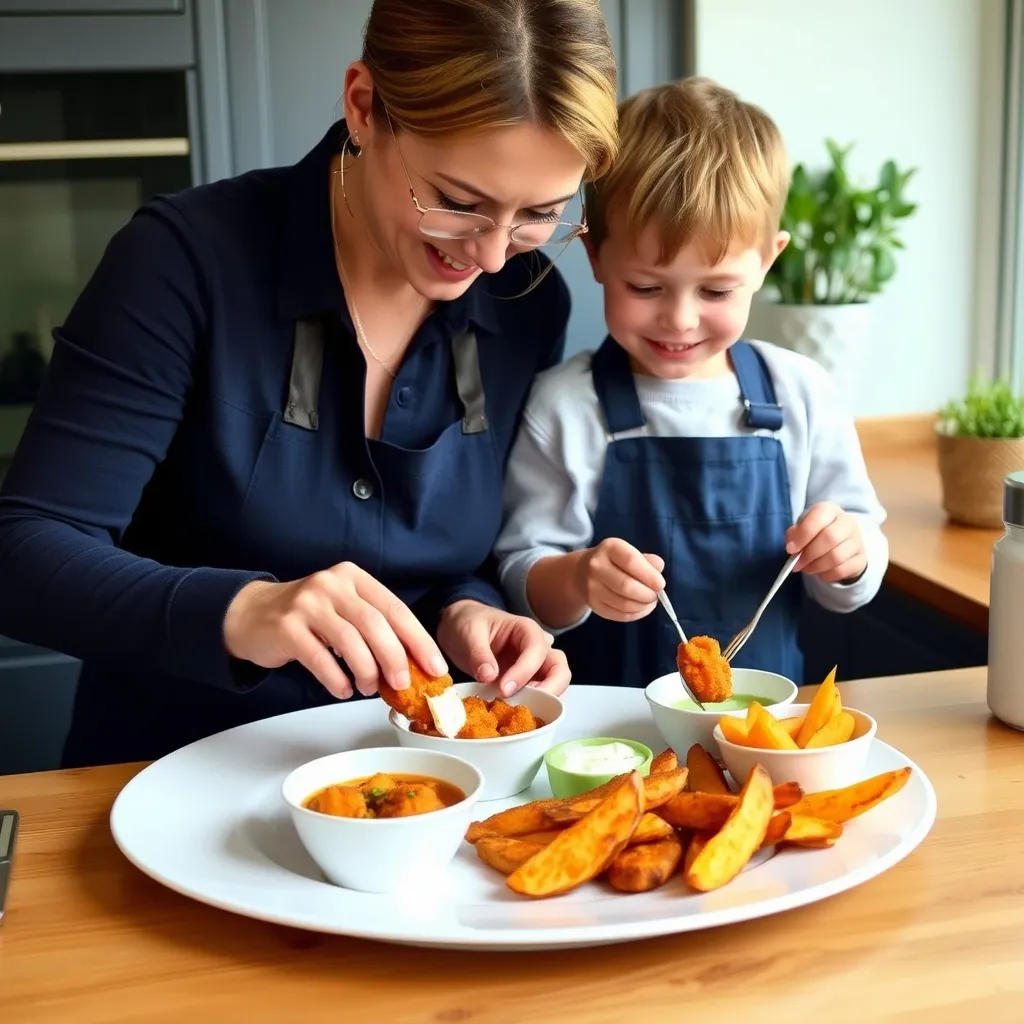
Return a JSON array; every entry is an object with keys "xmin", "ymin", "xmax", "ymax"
[
  {"xmin": 656, "ymin": 590, "xmax": 706, "ymax": 710},
  {"xmin": 722, "ymin": 553, "xmax": 800, "ymax": 663}
]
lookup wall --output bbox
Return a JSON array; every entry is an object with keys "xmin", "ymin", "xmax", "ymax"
[{"xmin": 693, "ymin": 0, "xmax": 1002, "ymax": 416}]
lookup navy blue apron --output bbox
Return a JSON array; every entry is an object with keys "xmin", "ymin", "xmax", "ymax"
[
  {"xmin": 554, "ymin": 338, "xmax": 803, "ymax": 688},
  {"xmin": 61, "ymin": 318, "xmax": 496, "ymax": 767}
]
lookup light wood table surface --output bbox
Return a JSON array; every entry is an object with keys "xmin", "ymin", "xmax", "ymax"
[
  {"xmin": 2, "ymin": 667, "xmax": 1022, "ymax": 1022},
  {"xmin": 859, "ymin": 415, "xmax": 999, "ymax": 631}
]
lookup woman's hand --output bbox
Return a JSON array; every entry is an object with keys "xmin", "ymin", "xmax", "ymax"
[
  {"xmin": 223, "ymin": 562, "xmax": 447, "ymax": 699},
  {"xmin": 436, "ymin": 600, "xmax": 571, "ymax": 697}
]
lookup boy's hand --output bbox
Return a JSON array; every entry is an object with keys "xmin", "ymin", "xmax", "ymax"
[
  {"xmin": 785, "ymin": 502, "xmax": 867, "ymax": 583},
  {"xmin": 576, "ymin": 538, "xmax": 666, "ymax": 622}
]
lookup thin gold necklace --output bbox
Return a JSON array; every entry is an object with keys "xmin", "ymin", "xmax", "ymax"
[{"xmin": 330, "ymin": 148, "xmax": 425, "ymax": 379}]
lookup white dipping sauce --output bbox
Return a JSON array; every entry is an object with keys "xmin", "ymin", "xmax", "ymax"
[
  {"xmin": 425, "ymin": 689, "xmax": 466, "ymax": 738},
  {"xmin": 559, "ymin": 741, "xmax": 645, "ymax": 775}
]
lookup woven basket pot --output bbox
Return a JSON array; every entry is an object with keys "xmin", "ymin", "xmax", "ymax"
[{"xmin": 937, "ymin": 431, "xmax": 1024, "ymax": 528}]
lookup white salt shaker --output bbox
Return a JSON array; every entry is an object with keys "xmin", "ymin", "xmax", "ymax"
[{"xmin": 987, "ymin": 470, "xmax": 1024, "ymax": 729}]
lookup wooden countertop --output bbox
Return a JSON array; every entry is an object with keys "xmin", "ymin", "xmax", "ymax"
[
  {"xmin": 859, "ymin": 414, "xmax": 999, "ymax": 631},
  {"xmin": 3, "ymin": 666, "xmax": 1024, "ymax": 1021}
]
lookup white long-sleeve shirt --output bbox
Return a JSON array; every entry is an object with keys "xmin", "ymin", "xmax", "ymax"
[{"xmin": 495, "ymin": 340, "xmax": 889, "ymax": 631}]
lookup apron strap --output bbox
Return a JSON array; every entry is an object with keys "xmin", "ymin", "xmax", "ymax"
[
  {"xmin": 284, "ymin": 318, "xmax": 325, "ymax": 431},
  {"xmin": 591, "ymin": 336, "xmax": 646, "ymax": 436},
  {"xmin": 452, "ymin": 329, "xmax": 487, "ymax": 434},
  {"xmin": 731, "ymin": 340, "xmax": 783, "ymax": 431},
  {"xmin": 284, "ymin": 321, "xmax": 488, "ymax": 435}
]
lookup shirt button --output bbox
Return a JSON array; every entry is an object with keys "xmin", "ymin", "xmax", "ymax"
[
  {"xmin": 352, "ymin": 478, "xmax": 374, "ymax": 500},
  {"xmin": 396, "ymin": 386, "xmax": 412, "ymax": 407}
]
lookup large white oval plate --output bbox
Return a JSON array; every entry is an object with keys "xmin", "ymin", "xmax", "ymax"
[{"xmin": 110, "ymin": 685, "xmax": 936, "ymax": 951}]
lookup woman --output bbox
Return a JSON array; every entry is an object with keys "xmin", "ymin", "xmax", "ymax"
[{"xmin": 0, "ymin": 0, "xmax": 619, "ymax": 767}]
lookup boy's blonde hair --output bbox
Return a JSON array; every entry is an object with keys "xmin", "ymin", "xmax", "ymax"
[{"xmin": 585, "ymin": 77, "xmax": 789, "ymax": 262}]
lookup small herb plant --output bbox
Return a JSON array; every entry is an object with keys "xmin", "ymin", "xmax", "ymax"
[
  {"xmin": 766, "ymin": 140, "xmax": 918, "ymax": 305},
  {"xmin": 939, "ymin": 373, "xmax": 1024, "ymax": 439}
]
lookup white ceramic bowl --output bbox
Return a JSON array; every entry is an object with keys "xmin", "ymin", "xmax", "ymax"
[
  {"xmin": 388, "ymin": 681, "xmax": 563, "ymax": 801},
  {"xmin": 645, "ymin": 667, "xmax": 798, "ymax": 758},
  {"xmin": 714, "ymin": 702, "xmax": 877, "ymax": 792},
  {"xmin": 281, "ymin": 746, "xmax": 483, "ymax": 893}
]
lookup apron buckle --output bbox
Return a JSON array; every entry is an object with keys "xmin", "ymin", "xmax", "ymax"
[{"xmin": 743, "ymin": 397, "xmax": 784, "ymax": 432}]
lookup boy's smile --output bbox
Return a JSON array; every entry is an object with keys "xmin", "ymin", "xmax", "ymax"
[{"xmin": 586, "ymin": 218, "xmax": 788, "ymax": 380}]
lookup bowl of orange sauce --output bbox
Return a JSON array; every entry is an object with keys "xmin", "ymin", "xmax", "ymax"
[{"xmin": 282, "ymin": 747, "xmax": 483, "ymax": 893}]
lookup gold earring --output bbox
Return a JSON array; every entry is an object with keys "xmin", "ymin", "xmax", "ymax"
[{"xmin": 352, "ymin": 130, "xmax": 360, "ymax": 147}]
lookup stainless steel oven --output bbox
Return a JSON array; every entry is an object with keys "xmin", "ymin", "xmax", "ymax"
[{"xmin": 0, "ymin": 69, "xmax": 194, "ymax": 478}]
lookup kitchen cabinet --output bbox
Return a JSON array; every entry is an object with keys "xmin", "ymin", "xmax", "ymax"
[
  {"xmin": 0, "ymin": 4, "xmax": 193, "ymax": 70},
  {"xmin": 0, "ymin": 638, "xmax": 80, "ymax": 776},
  {"xmin": 800, "ymin": 584, "xmax": 987, "ymax": 687},
  {"xmin": 0, "ymin": 1, "xmax": 182, "ymax": 12},
  {"xmin": 0, "ymin": 1, "xmax": 198, "ymax": 775}
]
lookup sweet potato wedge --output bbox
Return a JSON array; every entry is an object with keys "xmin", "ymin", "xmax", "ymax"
[
  {"xmin": 683, "ymin": 831, "xmax": 712, "ymax": 875},
  {"xmin": 606, "ymin": 834, "xmax": 685, "ymax": 893},
  {"xmin": 778, "ymin": 716, "xmax": 803, "ymax": 739},
  {"xmin": 659, "ymin": 781, "xmax": 803, "ymax": 830},
  {"xmin": 804, "ymin": 710, "xmax": 856, "ymax": 748},
  {"xmin": 796, "ymin": 666, "xmax": 839, "ymax": 747},
  {"xmin": 772, "ymin": 780, "xmax": 804, "ymax": 808},
  {"xmin": 513, "ymin": 829, "xmax": 564, "ymax": 845},
  {"xmin": 510, "ymin": 814, "xmax": 668, "ymax": 848},
  {"xmin": 640, "ymin": 766, "xmax": 689, "ymax": 808},
  {"xmin": 630, "ymin": 812, "xmax": 676, "ymax": 845},
  {"xmin": 657, "ymin": 792, "xmax": 739, "ymax": 831},
  {"xmin": 465, "ymin": 798, "xmax": 561, "ymax": 843},
  {"xmin": 500, "ymin": 819, "xmax": 674, "ymax": 848},
  {"xmin": 779, "ymin": 814, "xmax": 843, "ymax": 848},
  {"xmin": 650, "ymin": 748, "xmax": 679, "ymax": 774},
  {"xmin": 545, "ymin": 767, "xmax": 688, "ymax": 823},
  {"xmin": 787, "ymin": 767, "xmax": 912, "ymax": 823},
  {"xmin": 760, "ymin": 810, "xmax": 793, "ymax": 848},
  {"xmin": 506, "ymin": 772, "xmax": 644, "ymax": 898},
  {"xmin": 475, "ymin": 837, "xmax": 546, "ymax": 874},
  {"xmin": 684, "ymin": 763, "xmax": 775, "ymax": 892},
  {"xmin": 685, "ymin": 743, "xmax": 731, "ymax": 794},
  {"xmin": 718, "ymin": 715, "xmax": 752, "ymax": 747},
  {"xmin": 748, "ymin": 701, "xmax": 800, "ymax": 750}
]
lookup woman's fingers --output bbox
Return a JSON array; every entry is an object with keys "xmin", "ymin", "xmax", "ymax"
[
  {"xmin": 345, "ymin": 565, "xmax": 448, "ymax": 680},
  {"xmin": 280, "ymin": 615, "xmax": 353, "ymax": 699}
]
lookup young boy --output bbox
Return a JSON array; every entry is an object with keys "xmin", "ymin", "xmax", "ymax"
[{"xmin": 493, "ymin": 77, "xmax": 888, "ymax": 688}]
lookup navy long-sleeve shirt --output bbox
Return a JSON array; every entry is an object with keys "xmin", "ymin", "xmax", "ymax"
[{"xmin": 0, "ymin": 121, "xmax": 568, "ymax": 766}]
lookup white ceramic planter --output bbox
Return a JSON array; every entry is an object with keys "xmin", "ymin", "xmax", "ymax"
[{"xmin": 746, "ymin": 300, "xmax": 872, "ymax": 395}]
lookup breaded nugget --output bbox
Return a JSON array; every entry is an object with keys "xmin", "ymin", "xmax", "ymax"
[
  {"xmin": 462, "ymin": 696, "xmax": 489, "ymax": 716},
  {"xmin": 457, "ymin": 704, "xmax": 501, "ymax": 739},
  {"xmin": 488, "ymin": 698, "xmax": 515, "ymax": 727},
  {"xmin": 497, "ymin": 703, "xmax": 537, "ymax": 736},
  {"xmin": 377, "ymin": 657, "xmax": 453, "ymax": 725},
  {"xmin": 677, "ymin": 635, "xmax": 732, "ymax": 703},
  {"xmin": 409, "ymin": 720, "xmax": 443, "ymax": 737}
]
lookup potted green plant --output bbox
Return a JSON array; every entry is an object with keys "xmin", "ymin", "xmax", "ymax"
[
  {"xmin": 748, "ymin": 139, "xmax": 918, "ymax": 388},
  {"xmin": 937, "ymin": 374, "xmax": 1024, "ymax": 528}
]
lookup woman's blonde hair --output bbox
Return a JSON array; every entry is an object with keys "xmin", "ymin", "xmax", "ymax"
[
  {"xmin": 362, "ymin": 0, "xmax": 619, "ymax": 181},
  {"xmin": 586, "ymin": 77, "xmax": 790, "ymax": 263}
]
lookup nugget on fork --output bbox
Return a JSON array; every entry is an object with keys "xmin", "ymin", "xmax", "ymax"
[{"xmin": 677, "ymin": 635, "xmax": 732, "ymax": 704}]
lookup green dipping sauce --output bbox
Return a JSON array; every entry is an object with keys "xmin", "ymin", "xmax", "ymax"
[{"xmin": 673, "ymin": 693, "xmax": 777, "ymax": 712}]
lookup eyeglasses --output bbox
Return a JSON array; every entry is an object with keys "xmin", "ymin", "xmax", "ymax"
[{"xmin": 381, "ymin": 108, "xmax": 588, "ymax": 249}]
